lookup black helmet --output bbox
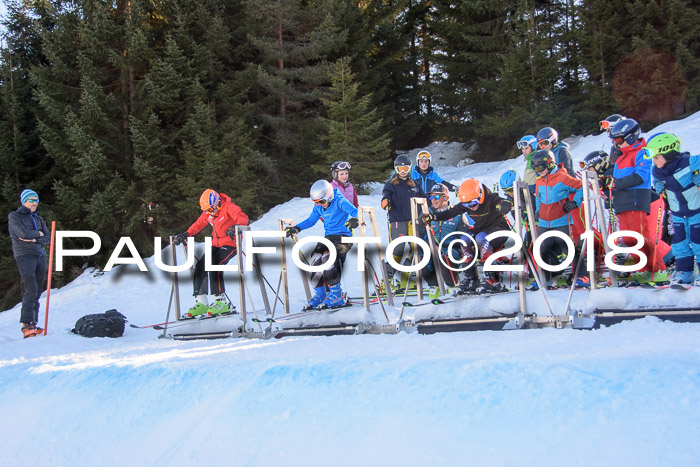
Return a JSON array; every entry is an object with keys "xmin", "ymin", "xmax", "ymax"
[
  {"xmin": 394, "ymin": 154, "xmax": 412, "ymax": 174},
  {"xmin": 330, "ymin": 161, "xmax": 351, "ymax": 179},
  {"xmin": 609, "ymin": 118, "xmax": 641, "ymax": 146},
  {"xmin": 530, "ymin": 149, "xmax": 556, "ymax": 173},
  {"xmin": 581, "ymin": 150, "xmax": 610, "ymax": 175}
]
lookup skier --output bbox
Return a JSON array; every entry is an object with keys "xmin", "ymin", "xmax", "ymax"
[
  {"xmin": 423, "ymin": 178, "xmax": 511, "ymax": 293},
  {"xmin": 330, "ymin": 161, "xmax": 358, "ymax": 208},
  {"xmin": 599, "ymin": 114, "xmax": 624, "ymax": 135},
  {"xmin": 609, "ymin": 118, "xmax": 669, "ymax": 283},
  {"xmin": 423, "ymin": 183, "xmax": 475, "ymax": 298},
  {"xmin": 285, "ymin": 180, "xmax": 359, "ymax": 309},
  {"xmin": 410, "ymin": 150, "xmax": 457, "ymax": 194},
  {"xmin": 536, "ymin": 127, "xmax": 574, "ymax": 176},
  {"xmin": 382, "ymin": 154, "xmax": 427, "ymax": 288},
  {"xmin": 648, "ymin": 133, "xmax": 700, "ymax": 286},
  {"xmin": 515, "ymin": 135, "xmax": 538, "ymax": 192},
  {"xmin": 529, "ymin": 149, "xmax": 584, "ymax": 289},
  {"xmin": 7, "ymin": 189, "xmax": 50, "ymax": 338},
  {"xmin": 173, "ymin": 189, "xmax": 249, "ymax": 317}
]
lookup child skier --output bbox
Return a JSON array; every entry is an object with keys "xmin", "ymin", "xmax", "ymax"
[
  {"xmin": 173, "ymin": 189, "xmax": 249, "ymax": 318},
  {"xmin": 382, "ymin": 154, "xmax": 427, "ymax": 287},
  {"xmin": 515, "ymin": 135, "xmax": 538, "ymax": 192},
  {"xmin": 530, "ymin": 149, "xmax": 584, "ymax": 289},
  {"xmin": 649, "ymin": 133, "xmax": 700, "ymax": 286},
  {"xmin": 285, "ymin": 180, "xmax": 359, "ymax": 309},
  {"xmin": 330, "ymin": 161, "xmax": 358, "ymax": 208},
  {"xmin": 411, "ymin": 150, "xmax": 457, "ymax": 194},
  {"xmin": 423, "ymin": 178, "xmax": 511, "ymax": 293},
  {"xmin": 536, "ymin": 127, "xmax": 574, "ymax": 176},
  {"xmin": 423, "ymin": 183, "xmax": 475, "ymax": 297}
]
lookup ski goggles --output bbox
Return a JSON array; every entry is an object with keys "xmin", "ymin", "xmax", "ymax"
[
  {"xmin": 395, "ymin": 165, "xmax": 411, "ymax": 173},
  {"xmin": 312, "ymin": 197, "xmax": 330, "ymax": 205},
  {"xmin": 537, "ymin": 138, "xmax": 553, "ymax": 149},
  {"xmin": 335, "ymin": 161, "xmax": 351, "ymax": 170},
  {"xmin": 429, "ymin": 194, "xmax": 445, "ymax": 201},
  {"xmin": 610, "ymin": 136, "xmax": 625, "ymax": 146},
  {"xmin": 417, "ymin": 151, "xmax": 431, "ymax": 160},
  {"xmin": 461, "ymin": 199, "xmax": 480, "ymax": 208},
  {"xmin": 599, "ymin": 120, "xmax": 612, "ymax": 131},
  {"xmin": 25, "ymin": 198, "xmax": 38, "ymax": 203},
  {"xmin": 516, "ymin": 140, "xmax": 531, "ymax": 150},
  {"xmin": 642, "ymin": 147, "xmax": 665, "ymax": 159},
  {"xmin": 531, "ymin": 163, "xmax": 549, "ymax": 173}
]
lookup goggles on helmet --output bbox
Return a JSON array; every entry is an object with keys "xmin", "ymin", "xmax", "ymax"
[
  {"xmin": 395, "ymin": 165, "xmax": 411, "ymax": 173},
  {"xmin": 461, "ymin": 199, "xmax": 480, "ymax": 208},
  {"xmin": 537, "ymin": 139, "xmax": 553, "ymax": 149},
  {"xmin": 599, "ymin": 120, "xmax": 612, "ymax": 131},
  {"xmin": 335, "ymin": 161, "xmax": 351, "ymax": 170},
  {"xmin": 532, "ymin": 163, "xmax": 549, "ymax": 173},
  {"xmin": 611, "ymin": 136, "xmax": 625, "ymax": 146},
  {"xmin": 417, "ymin": 151, "xmax": 431, "ymax": 161},
  {"xmin": 516, "ymin": 140, "xmax": 531, "ymax": 150},
  {"xmin": 313, "ymin": 197, "xmax": 330, "ymax": 206},
  {"xmin": 642, "ymin": 148, "xmax": 664, "ymax": 160},
  {"xmin": 579, "ymin": 161, "xmax": 589, "ymax": 170}
]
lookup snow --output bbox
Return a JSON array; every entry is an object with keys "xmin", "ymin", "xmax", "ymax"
[{"xmin": 3, "ymin": 113, "xmax": 700, "ymax": 466}]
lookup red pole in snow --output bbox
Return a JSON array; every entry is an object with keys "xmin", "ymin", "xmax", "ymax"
[{"xmin": 43, "ymin": 221, "xmax": 56, "ymax": 336}]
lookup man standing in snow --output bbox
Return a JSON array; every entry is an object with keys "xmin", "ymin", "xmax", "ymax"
[
  {"xmin": 173, "ymin": 189, "xmax": 249, "ymax": 318},
  {"xmin": 8, "ymin": 189, "xmax": 51, "ymax": 338}
]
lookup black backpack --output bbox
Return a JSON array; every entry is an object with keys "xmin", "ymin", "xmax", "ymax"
[{"xmin": 71, "ymin": 309, "xmax": 127, "ymax": 338}]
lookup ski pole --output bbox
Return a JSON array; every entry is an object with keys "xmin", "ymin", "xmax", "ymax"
[
  {"xmin": 503, "ymin": 215, "xmax": 554, "ymax": 316},
  {"xmin": 43, "ymin": 221, "xmax": 56, "ymax": 335},
  {"xmin": 651, "ymin": 198, "xmax": 664, "ymax": 282}
]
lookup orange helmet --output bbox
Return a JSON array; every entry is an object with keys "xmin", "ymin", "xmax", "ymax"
[
  {"xmin": 199, "ymin": 189, "xmax": 221, "ymax": 213},
  {"xmin": 458, "ymin": 179, "xmax": 484, "ymax": 206}
]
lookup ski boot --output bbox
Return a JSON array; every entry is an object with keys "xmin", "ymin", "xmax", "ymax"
[
  {"xmin": 302, "ymin": 286, "xmax": 327, "ymax": 311},
  {"xmin": 670, "ymin": 271, "xmax": 694, "ymax": 287},
  {"xmin": 474, "ymin": 276, "xmax": 507, "ymax": 295},
  {"xmin": 186, "ymin": 295, "xmax": 209, "ymax": 318},
  {"xmin": 319, "ymin": 284, "xmax": 347, "ymax": 309},
  {"xmin": 207, "ymin": 295, "xmax": 236, "ymax": 316},
  {"xmin": 455, "ymin": 277, "xmax": 478, "ymax": 296},
  {"xmin": 21, "ymin": 322, "xmax": 43, "ymax": 339},
  {"xmin": 429, "ymin": 287, "xmax": 439, "ymax": 299}
]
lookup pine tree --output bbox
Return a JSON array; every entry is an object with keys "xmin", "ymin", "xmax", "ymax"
[{"xmin": 315, "ymin": 57, "xmax": 392, "ymax": 185}]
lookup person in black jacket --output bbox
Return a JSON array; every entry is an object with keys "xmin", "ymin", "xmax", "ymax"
[
  {"xmin": 382, "ymin": 154, "xmax": 427, "ymax": 286},
  {"xmin": 423, "ymin": 179, "xmax": 511, "ymax": 293},
  {"xmin": 7, "ymin": 189, "xmax": 51, "ymax": 338}
]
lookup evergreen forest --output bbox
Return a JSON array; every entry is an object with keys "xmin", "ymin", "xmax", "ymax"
[{"xmin": 1, "ymin": 0, "xmax": 698, "ymax": 310}]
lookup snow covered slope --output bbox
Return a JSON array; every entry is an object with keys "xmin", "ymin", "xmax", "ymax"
[{"xmin": 2, "ymin": 113, "xmax": 700, "ymax": 466}]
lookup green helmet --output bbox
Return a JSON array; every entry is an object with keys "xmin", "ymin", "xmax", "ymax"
[{"xmin": 645, "ymin": 133, "xmax": 681, "ymax": 162}]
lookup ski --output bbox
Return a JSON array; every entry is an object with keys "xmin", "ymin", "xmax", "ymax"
[
  {"xmin": 130, "ymin": 320, "xmax": 179, "ymax": 329},
  {"xmin": 400, "ymin": 300, "xmax": 435, "ymax": 308},
  {"xmin": 670, "ymin": 284, "xmax": 693, "ymax": 291},
  {"xmin": 432, "ymin": 290, "xmax": 519, "ymax": 306}
]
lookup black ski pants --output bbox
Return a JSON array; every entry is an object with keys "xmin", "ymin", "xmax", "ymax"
[
  {"xmin": 192, "ymin": 245, "xmax": 237, "ymax": 296},
  {"xmin": 15, "ymin": 254, "xmax": 46, "ymax": 324},
  {"xmin": 308, "ymin": 235, "xmax": 353, "ymax": 288}
]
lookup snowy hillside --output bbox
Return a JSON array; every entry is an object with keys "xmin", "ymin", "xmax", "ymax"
[{"xmin": 2, "ymin": 113, "xmax": 700, "ymax": 466}]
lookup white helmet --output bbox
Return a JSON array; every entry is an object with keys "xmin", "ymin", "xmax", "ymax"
[{"xmin": 310, "ymin": 180, "xmax": 334, "ymax": 204}]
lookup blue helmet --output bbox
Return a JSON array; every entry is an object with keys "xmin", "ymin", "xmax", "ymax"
[
  {"xmin": 609, "ymin": 118, "xmax": 641, "ymax": 146},
  {"xmin": 536, "ymin": 127, "xmax": 559, "ymax": 148},
  {"xmin": 516, "ymin": 135, "xmax": 537, "ymax": 151},
  {"xmin": 499, "ymin": 170, "xmax": 518, "ymax": 190}
]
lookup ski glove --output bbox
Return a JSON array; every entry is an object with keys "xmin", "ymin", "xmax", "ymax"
[
  {"xmin": 562, "ymin": 200, "xmax": 577, "ymax": 213},
  {"xmin": 496, "ymin": 199, "xmax": 512, "ymax": 215},
  {"xmin": 345, "ymin": 217, "xmax": 359, "ymax": 229},
  {"xmin": 285, "ymin": 226, "xmax": 301, "ymax": 237},
  {"xmin": 173, "ymin": 231, "xmax": 188, "ymax": 245},
  {"xmin": 422, "ymin": 213, "xmax": 436, "ymax": 224},
  {"xmin": 381, "ymin": 198, "xmax": 391, "ymax": 211},
  {"xmin": 445, "ymin": 182, "xmax": 458, "ymax": 192}
]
